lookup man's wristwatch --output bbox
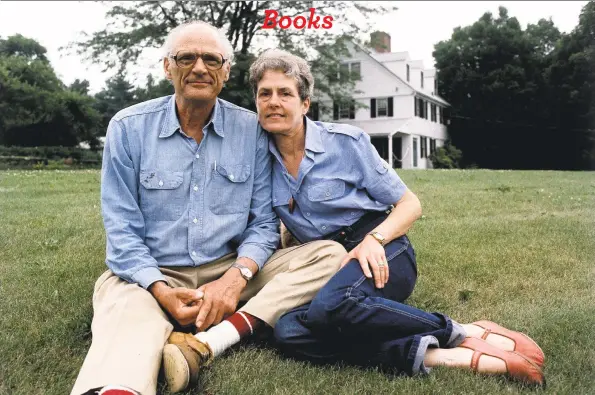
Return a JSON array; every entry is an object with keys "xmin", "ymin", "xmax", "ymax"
[
  {"xmin": 367, "ymin": 231, "xmax": 387, "ymax": 246},
  {"xmin": 231, "ymin": 262, "xmax": 253, "ymax": 281}
]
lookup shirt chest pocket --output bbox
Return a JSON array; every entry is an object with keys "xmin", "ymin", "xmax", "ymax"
[
  {"xmin": 209, "ymin": 164, "xmax": 252, "ymax": 215},
  {"xmin": 307, "ymin": 180, "xmax": 346, "ymax": 203},
  {"xmin": 139, "ymin": 170, "xmax": 185, "ymax": 221}
]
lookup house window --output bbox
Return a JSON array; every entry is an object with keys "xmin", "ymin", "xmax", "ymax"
[
  {"xmin": 406, "ymin": 64, "xmax": 410, "ymax": 82},
  {"xmin": 421, "ymin": 71, "xmax": 424, "ymax": 88},
  {"xmin": 371, "ymin": 97, "xmax": 393, "ymax": 118},
  {"xmin": 415, "ymin": 97, "xmax": 426, "ymax": 118},
  {"xmin": 334, "ymin": 100, "xmax": 355, "ymax": 120},
  {"xmin": 339, "ymin": 61, "xmax": 361, "ymax": 82},
  {"xmin": 351, "ymin": 62, "xmax": 361, "ymax": 79},
  {"xmin": 431, "ymin": 104, "xmax": 437, "ymax": 122},
  {"xmin": 430, "ymin": 139, "xmax": 436, "ymax": 155},
  {"xmin": 339, "ymin": 104, "xmax": 350, "ymax": 119},
  {"xmin": 434, "ymin": 78, "xmax": 438, "ymax": 94},
  {"xmin": 377, "ymin": 98, "xmax": 388, "ymax": 117},
  {"xmin": 412, "ymin": 138, "xmax": 418, "ymax": 167},
  {"xmin": 420, "ymin": 137, "xmax": 426, "ymax": 158},
  {"xmin": 307, "ymin": 102, "xmax": 319, "ymax": 121}
]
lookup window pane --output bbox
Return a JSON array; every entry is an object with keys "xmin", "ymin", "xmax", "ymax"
[
  {"xmin": 351, "ymin": 62, "xmax": 361, "ymax": 79},
  {"xmin": 339, "ymin": 63, "xmax": 349, "ymax": 82},
  {"xmin": 377, "ymin": 98, "xmax": 388, "ymax": 116},
  {"xmin": 339, "ymin": 104, "xmax": 350, "ymax": 118}
]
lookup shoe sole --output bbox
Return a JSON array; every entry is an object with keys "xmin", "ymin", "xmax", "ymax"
[{"xmin": 163, "ymin": 344, "xmax": 190, "ymax": 393}]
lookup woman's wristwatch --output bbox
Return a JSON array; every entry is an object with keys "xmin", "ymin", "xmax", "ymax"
[{"xmin": 367, "ymin": 231, "xmax": 386, "ymax": 246}]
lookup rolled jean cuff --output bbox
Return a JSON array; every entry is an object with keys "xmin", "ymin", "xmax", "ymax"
[
  {"xmin": 446, "ymin": 320, "xmax": 467, "ymax": 348},
  {"xmin": 411, "ymin": 335, "xmax": 439, "ymax": 375}
]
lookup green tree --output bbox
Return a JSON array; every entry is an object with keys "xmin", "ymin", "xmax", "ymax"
[
  {"xmin": 545, "ymin": 1, "xmax": 595, "ymax": 170},
  {"xmin": 0, "ymin": 35, "xmax": 101, "ymax": 147},
  {"xmin": 66, "ymin": 1, "xmax": 397, "ymax": 111},
  {"xmin": 93, "ymin": 74, "xmax": 138, "ymax": 130},
  {"xmin": 433, "ymin": 7, "xmax": 560, "ymax": 169}
]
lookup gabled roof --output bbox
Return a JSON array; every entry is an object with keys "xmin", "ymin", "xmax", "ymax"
[
  {"xmin": 352, "ymin": 42, "xmax": 450, "ymax": 107},
  {"xmin": 372, "ymin": 51, "xmax": 410, "ymax": 62}
]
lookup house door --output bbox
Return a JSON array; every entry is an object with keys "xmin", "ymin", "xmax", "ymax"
[
  {"xmin": 392, "ymin": 136, "xmax": 402, "ymax": 168},
  {"xmin": 412, "ymin": 138, "xmax": 418, "ymax": 168}
]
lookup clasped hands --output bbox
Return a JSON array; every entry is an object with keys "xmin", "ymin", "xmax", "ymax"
[{"xmin": 150, "ymin": 269, "xmax": 246, "ymax": 331}]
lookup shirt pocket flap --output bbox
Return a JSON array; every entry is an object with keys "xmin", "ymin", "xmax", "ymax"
[
  {"xmin": 272, "ymin": 189, "xmax": 291, "ymax": 207},
  {"xmin": 375, "ymin": 162, "xmax": 389, "ymax": 175},
  {"xmin": 140, "ymin": 170, "xmax": 183, "ymax": 189},
  {"xmin": 215, "ymin": 164, "xmax": 251, "ymax": 183},
  {"xmin": 307, "ymin": 180, "xmax": 346, "ymax": 202}
]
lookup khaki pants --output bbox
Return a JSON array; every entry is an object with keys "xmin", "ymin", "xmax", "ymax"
[{"xmin": 70, "ymin": 240, "xmax": 345, "ymax": 395}]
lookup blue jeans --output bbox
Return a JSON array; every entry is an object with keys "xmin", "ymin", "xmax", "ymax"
[{"xmin": 274, "ymin": 235, "xmax": 466, "ymax": 375}]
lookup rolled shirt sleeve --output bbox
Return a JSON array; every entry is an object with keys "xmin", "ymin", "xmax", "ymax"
[
  {"xmin": 101, "ymin": 119, "xmax": 166, "ymax": 289},
  {"xmin": 235, "ymin": 127, "xmax": 280, "ymax": 269}
]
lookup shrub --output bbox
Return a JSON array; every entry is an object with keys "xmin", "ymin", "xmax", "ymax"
[{"xmin": 429, "ymin": 141, "xmax": 463, "ymax": 169}]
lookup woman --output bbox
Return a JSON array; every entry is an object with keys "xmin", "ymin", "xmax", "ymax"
[{"xmin": 248, "ymin": 49, "xmax": 545, "ymax": 386}]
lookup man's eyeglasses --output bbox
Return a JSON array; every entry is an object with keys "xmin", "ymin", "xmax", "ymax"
[{"xmin": 168, "ymin": 51, "xmax": 227, "ymax": 70}]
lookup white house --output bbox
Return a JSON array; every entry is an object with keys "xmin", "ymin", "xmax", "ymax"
[{"xmin": 310, "ymin": 32, "xmax": 450, "ymax": 169}]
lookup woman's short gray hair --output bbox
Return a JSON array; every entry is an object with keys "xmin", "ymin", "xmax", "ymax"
[
  {"xmin": 249, "ymin": 49, "xmax": 314, "ymax": 102},
  {"xmin": 162, "ymin": 21, "xmax": 235, "ymax": 64}
]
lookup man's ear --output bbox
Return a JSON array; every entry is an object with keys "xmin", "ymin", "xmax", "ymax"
[
  {"xmin": 224, "ymin": 64, "xmax": 231, "ymax": 82},
  {"xmin": 163, "ymin": 57, "xmax": 172, "ymax": 80}
]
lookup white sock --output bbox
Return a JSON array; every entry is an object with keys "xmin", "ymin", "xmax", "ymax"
[{"xmin": 195, "ymin": 320, "xmax": 240, "ymax": 357}]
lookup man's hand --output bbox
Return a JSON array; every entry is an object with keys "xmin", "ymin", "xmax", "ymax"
[
  {"xmin": 339, "ymin": 235, "xmax": 389, "ymax": 289},
  {"xmin": 149, "ymin": 281, "xmax": 204, "ymax": 327},
  {"xmin": 195, "ymin": 271, "xmax": 246, "ymax": 331}
]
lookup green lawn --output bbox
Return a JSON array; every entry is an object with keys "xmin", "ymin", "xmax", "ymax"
[{"xmin": 0, "ymin": 169, "xmax": 594, "ymax": 395}]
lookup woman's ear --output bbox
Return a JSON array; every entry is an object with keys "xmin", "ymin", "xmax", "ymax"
[{"xmin": 302, "ymin": 97, "xmax": 311, "ymax": 115}]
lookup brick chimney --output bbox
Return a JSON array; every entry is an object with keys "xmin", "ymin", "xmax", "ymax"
[{"xmin": 371, "ymin": 31, "xmax": 391, "ymax": 53}]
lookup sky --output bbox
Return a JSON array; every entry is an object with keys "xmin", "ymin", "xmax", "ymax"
[{"xmin": 0, "ymin": 1, "xmax": 588, "ymax": 94}]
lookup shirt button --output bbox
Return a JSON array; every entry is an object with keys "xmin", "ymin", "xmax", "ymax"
[
  {"xmin": 191, "ymin": 251, "xmax": 197, "ymax": 256},
  {"xmin": 306, "ymin": 212, "xmax": 311, "ymax": 216},
  {"xmin": 158, "ymin": 180, "xmax": 164, "ymax": 186},
  {"xmin": 193, "ymin": 185, "xmax": 198, "ymax": 191},
  {"xmin": 325, "ymin": 191, "xmax": 331, "ymax": 197},
  {"xmin": 195, "ymin": 154, "xmax": 200, "ymax": 159},
  {"xmin": 229, "ymin": 174, "xmax": 234, "ymax": 181},
  {"xmin": 193, "ymin": 218, "xmax": 198, "ymax": 224},
  {"xmin": 322, "ymin": 225, "xmax": 327, "ymax": 230}
]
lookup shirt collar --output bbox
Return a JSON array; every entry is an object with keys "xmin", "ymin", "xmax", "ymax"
[
  {"xmin": 267, "ymin": 116, "xmax": 326, "ymax": 160},
  {"xmin": 304, "ymin": 116, "xmax": 325, "ymax": 154},
  {"xmin": 159, "ymin": 96, "xmax": 225, "ymax": 138}
]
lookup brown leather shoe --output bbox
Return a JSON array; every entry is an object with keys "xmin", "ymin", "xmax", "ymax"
[
  {"xmin": 459, "ymin": 337, "xmax": 546, "ymax": 387},
  {"xmin": 162, "ymin": 332, "xmax": 214, "ymax": 393},
  {"xmin": 472, "ymin": 320, "xmax": 545, "ymax": 367}
]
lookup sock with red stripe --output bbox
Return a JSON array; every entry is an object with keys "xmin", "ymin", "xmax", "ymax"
[{"xmin": 195, "ymin": 312, "xmax": 263, "ymax": 357}]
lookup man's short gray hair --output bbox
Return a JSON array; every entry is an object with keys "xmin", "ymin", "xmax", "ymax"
[
  {"xmin": 249, "ymin": 49, "xmax": 314, "ymax": 102},
  {"xmin": 161, "ymin": 21, "xmax": 235, "ymax": 64}
]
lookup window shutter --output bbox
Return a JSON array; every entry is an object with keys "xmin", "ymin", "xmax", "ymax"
[
  {"xmin": 349, "ymin": 101, "xmax": 355, "ymax": 119},
  {"xmin": 370, "ymin": 98, "xmax": 376, "ymax": 118},
  {"xmin": 333, "ymin": 103, "xmax": 338, "ymax": 120},
  {"xmin": 388, "ymin": 97, "xmax": 394, "ymax": 117}
]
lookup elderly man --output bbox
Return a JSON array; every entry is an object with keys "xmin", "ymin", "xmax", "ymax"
[{"xmin": 71, "ymin": 21, "xmax": 345, "ymax": 395}]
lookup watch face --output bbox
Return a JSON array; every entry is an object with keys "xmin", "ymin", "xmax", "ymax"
[{"xmin": 241, "ymin": 267, "xmax": 252, "ymax": 279}]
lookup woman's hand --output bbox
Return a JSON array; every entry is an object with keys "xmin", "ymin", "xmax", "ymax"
[{"xmin": 340, "ymin": 235, "xmax": 389, "ymax": 288}]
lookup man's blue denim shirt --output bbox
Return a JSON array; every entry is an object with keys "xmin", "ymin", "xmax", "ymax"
[{"xmin": 101, "ymin": 95, "xmax": 280, "ymax": 289}]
